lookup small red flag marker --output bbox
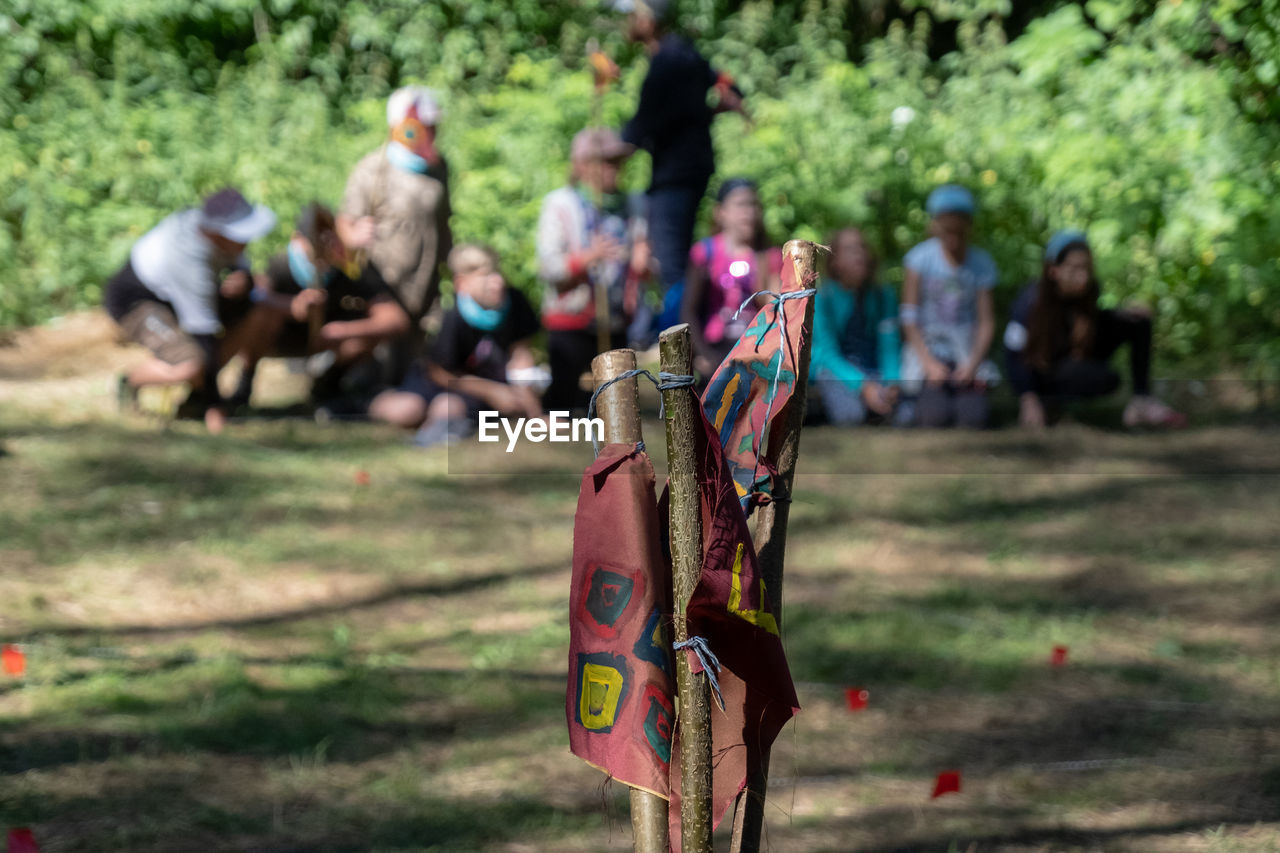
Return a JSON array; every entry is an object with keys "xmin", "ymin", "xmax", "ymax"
[
  {"xmin": 8, "ymin": 827, "xmax": 39, "ymax": 853},
  {"xmin": 844, "ymin": 687, "xmax": 869, "ymax": 712},
  {"xmin": 931, "ymin": 770, "xmax": 962, "ymax": 798},
  {"xmin": 1050, "ymin": 645, "xmax": 1069, "ymax": 667},
  {"xmin": 1, "ymin": 645, "xmax": 24, "ymax": 677},
  {"xmin": 354, "ymin": 470, "xmax": 371, "ymax": 487}
]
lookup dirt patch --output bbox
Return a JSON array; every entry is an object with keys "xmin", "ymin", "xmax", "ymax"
[
  {"xmin": 0, "ymin": 310, "xmax": 133, "ymax": 381},
  {"xmin": 0, "ymin": 310, "xmax": 311, "ymax": 414}
]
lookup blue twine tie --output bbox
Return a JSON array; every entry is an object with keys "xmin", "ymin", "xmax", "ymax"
[
  {"xmin": 673, "ymin": 635, "xmax": 725, "ymax": 711},
  {"xmin": 586, "ymin": 369, "xmax": 696, "ymax": 456}
]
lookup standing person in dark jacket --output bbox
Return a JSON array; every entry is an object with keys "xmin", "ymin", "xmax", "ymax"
[
  {"xmin": 1005, "ymin": 230, "xmax": 1185, "ymax": 429},
  {"xmin": 613, "ymin": 0, "xmax": 747, "ymax": 333}
]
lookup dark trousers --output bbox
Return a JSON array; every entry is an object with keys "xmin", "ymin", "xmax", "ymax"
[
  {"xmin": 916, "ymin": 383, "xmax": 989, "ymax": 429},
  {"xmin": 649, "ymin": 180, "xmax": 709, "ymax": 291},
  {"xmin": 1036, "ymin": 310, "xmax": 1152, "ymax": 400},
  {"xmin": 544, "ymin": 329, "xmax": 626, "ymax": 414}
]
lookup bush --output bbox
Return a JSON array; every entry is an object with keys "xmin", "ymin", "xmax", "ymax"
[{"xmin": 3, "ymin": 0, "xmax": 1278, "ymax": 376}]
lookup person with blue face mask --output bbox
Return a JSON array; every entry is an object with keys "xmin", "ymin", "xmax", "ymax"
[
  {"xmin": 369, "ymin": 244, "xmax": 543, "ymax": 447},
  {"xmin": 337, "ymin": 86, "xmax": 453, "ymax": 384},
  {"xmin": 230, "ymin": 203, "xmax": 411, "ymax": 412}
]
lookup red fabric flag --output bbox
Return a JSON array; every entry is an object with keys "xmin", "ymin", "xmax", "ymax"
[
  {"xmin": 932, "ymin": 770, "xmax": 962, "ymax": 798},
  {"xmin": 2, "ymin": 645, "xmax": 24, "ymax": 677},
  {"xmin": 700, "ymin": 251, "xmax": 814, "ymax": 510},
  {"xmin": 845, "ymin": 688, "xmax": 869, "ymax": 712},
  {"xmin": 566, "ymin": 443, "xmax": 675, "ymax": 800},
  {"xmin": 7, "ymin": 829, "xmax": 38, "ymax": 853},
  {"xmin": 664, "ymin": 396, "xmax": 801, "ymax": 848}
]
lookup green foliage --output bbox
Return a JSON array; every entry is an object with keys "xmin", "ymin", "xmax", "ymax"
[{"xmin": 3, "ymin": 0, "xmax": 1279, "ymax": 374}]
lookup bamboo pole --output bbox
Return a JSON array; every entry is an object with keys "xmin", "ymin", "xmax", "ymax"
[
  {"xmin": 659, "ymin": 324, "xmax": 714, "ymax": 853},
  {"xmin": 589, "ymin": 348, "xmax": 668, "ymax": 853},
  {"xmin": 728, "ymin": 240, "xmax": 821, "ymax": 853}
]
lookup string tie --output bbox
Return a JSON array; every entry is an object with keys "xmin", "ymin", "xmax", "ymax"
[
  {"xmin": 673, "ymin": 635, "xmax": 725, "ymax": 711},
  {"xmin": 586, "ymin": 369, "xmax": 696, "ymax": 455}
]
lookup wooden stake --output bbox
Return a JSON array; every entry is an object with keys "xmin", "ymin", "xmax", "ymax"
[
  {"xmin": 307, "ymin": 299, "xmax": 325, "ymax": 355},
  {"xmin": 587, "ymin": 62, "xmax": 613, "ymax": 357},
  {"xmin": 659, "ymin": 324, "xmax": 713, "ymax": 853},
  {"xmin": 589, "ymin": 348, "xmax": 668, "ymax": 853},
  {"xmin": 728, "ymin": 239, "xmax": 821, "ymax": 853}
]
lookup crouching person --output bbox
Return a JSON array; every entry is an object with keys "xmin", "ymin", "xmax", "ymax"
[
  {"xmin": 1006, "ymin": 230, "xmax": 1184, "ymax": 429},
  {"xmin": 231, "ymin": 203, "xmax": 411, "ymax": 411},
  {"xmin": 104, "ymin": 188, "xmax": 277, "ymax": 433},
  {"xmin": 369, "ymin": 245, "xmax": 542, "ymax": 447},
  {"xmin": 810, "ymin": 228, "xmax": 902, "ymax": 426}
]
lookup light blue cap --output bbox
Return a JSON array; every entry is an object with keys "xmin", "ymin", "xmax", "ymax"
[
  {"xmin": 925, "ymin": 184, "xmax": 975, "ymax": 217},
  {"xmin": 1045, "ymin": 229, "xmax": 1089, "ymax": 263}
]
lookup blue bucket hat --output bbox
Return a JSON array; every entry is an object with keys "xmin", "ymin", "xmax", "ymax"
[
  {"xmin": 925, "ymin": 184, "xmax": 975, "ymax": 217},
  {"xmin": 1044, "ymin": 229, "xmax": 1089, "ymax": 263}
]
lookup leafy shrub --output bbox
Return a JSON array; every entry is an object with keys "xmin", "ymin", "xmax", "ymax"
[{"xmin": 3, "ymin": 0, "xmax": 1278, "ymax": 375}]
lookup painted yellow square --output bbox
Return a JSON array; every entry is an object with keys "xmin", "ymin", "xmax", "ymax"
[{"xmin": 580, "ymin": 662, "xmax": 625, "ymax": 730}]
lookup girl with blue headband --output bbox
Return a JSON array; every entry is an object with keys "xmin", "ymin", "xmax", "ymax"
[{"xmin": 1004, "ymin": 231, "xmax": 1185, "ymax": 428}]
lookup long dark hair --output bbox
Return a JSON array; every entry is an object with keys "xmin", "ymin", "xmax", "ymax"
[
  {"xmin": 823, "ymin": 227, "xmax": 879, "ymax": 285},
  {"xmin": 1026, "ymin": 242, "xmax": 1100, "ymax": 371},
  {"xmin": 714, "ymin": 177, "xmax": 770, "ymax": 252},
  {"xmin": 296, "ymin": 202, "xmax": 337, "ymax": 246}
]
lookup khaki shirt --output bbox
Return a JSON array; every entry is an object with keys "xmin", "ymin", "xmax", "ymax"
[{"xmin": 340, "ymin": 144, "xmax": 452, "ymax": 321}]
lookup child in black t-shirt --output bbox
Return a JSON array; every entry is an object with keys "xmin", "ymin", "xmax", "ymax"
[
  {"xmin": 232, "ymin": 203, "xmax": 410, "ymax": 409},
  {"xmin": 369, "ymin": 244, "xmax": 543, "ymax": 445}
]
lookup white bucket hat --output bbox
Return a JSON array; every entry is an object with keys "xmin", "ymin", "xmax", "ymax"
[{"xmin": 199, "ymin": 188, "xmax": 276, "ymax": 243}]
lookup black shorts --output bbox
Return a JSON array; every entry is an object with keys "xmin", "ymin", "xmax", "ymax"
[
  {"xmin": 105, "ymin": 260, "xmax": 254, "ymax": 359},
  {"xmin": 399, "ymin": 363, "xmax": 485, "ymax": 419}
]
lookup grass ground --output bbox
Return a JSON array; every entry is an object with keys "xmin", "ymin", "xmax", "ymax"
[{"xmin": 2, "ymin": 315, "xmax": 1279, "ymax": 852}]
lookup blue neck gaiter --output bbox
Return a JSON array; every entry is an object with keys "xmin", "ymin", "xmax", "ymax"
[
  {"xmin": 457, "ymin": 292, "xmax": 508, "ymax": 331},
  {"xmin": 387, "ymin": 141, "xmax": 430, "ymax": 175},
  {"xmin": 288, "ymin": 242, "xmax": 319, "ymax": 289}
]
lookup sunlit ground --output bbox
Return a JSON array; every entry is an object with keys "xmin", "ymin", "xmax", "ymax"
[{"xmin": 2, "ymin": 318, "xmax": 1278, "ymax": 852}]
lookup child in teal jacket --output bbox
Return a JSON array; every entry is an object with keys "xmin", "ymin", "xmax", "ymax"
[{"xmin": 809, "ymin": 228, "xmax": 902, "ymax": 425}]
